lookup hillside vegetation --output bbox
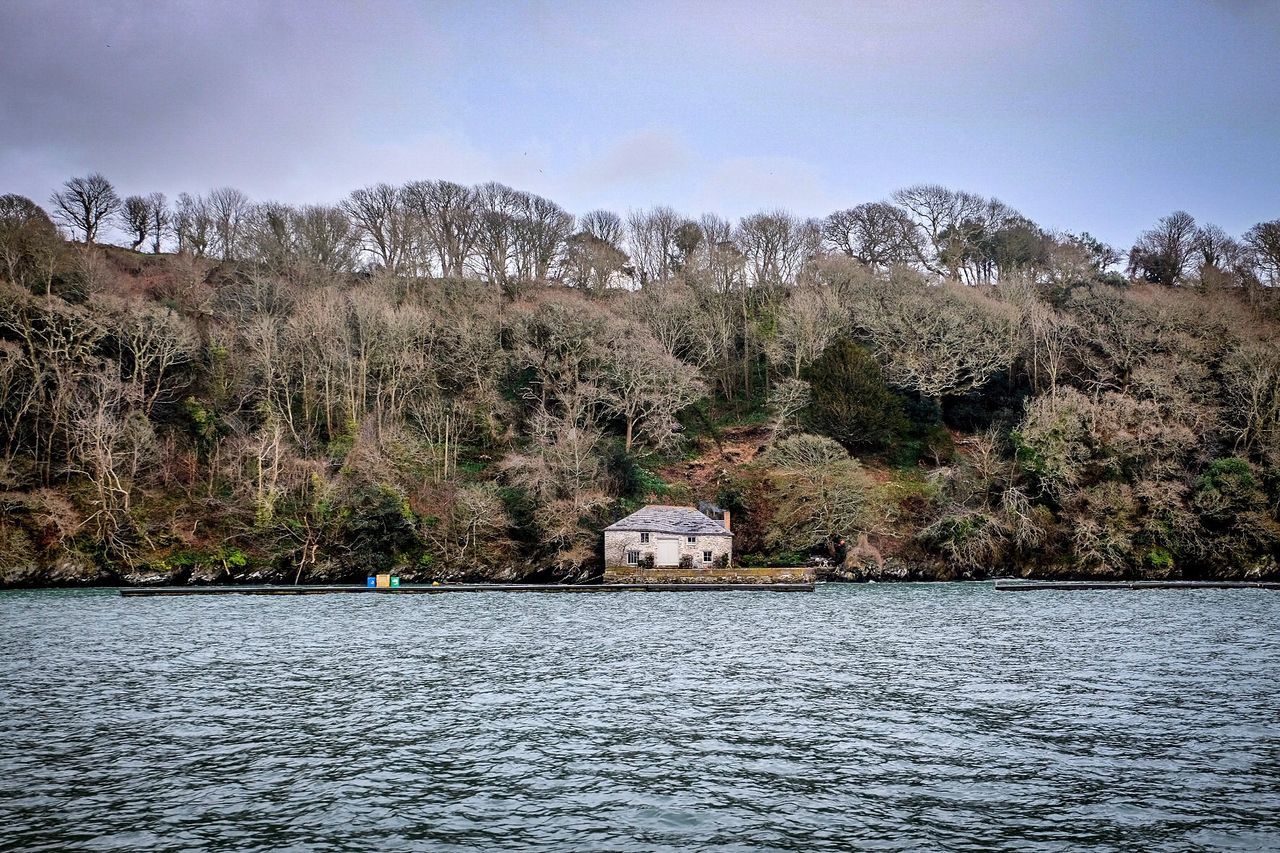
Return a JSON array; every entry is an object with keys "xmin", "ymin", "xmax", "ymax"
[{"xmin": 1, "ymin": 179, "xmax": 1278, "ymax": 585}]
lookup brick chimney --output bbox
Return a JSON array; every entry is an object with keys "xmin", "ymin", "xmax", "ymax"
[{"xmin": 723, "ymin": 509, "xmax": 731, "ymax": 531}]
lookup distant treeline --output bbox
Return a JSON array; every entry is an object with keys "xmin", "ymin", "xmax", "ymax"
[
  {"xmin": 14, "ymin": 172, "xmax": 1280, "ymax": 290},
  {"xmin": 0, "ymin": 174, "xmax": 1276, "ymax": 586}
]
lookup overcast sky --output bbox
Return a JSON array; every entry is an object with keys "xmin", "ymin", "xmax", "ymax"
[{"xmin": 2, "ymin": 0, "xmax": 1277, "ymax": 248}]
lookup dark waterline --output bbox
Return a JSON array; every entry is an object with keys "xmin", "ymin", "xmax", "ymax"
[{"xmin": 2, "ymin": 584, "xmax": 1278, "ymax": 852}]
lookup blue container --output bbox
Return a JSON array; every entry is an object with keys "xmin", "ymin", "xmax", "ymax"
[{"xmin": 367, "ymin": 576, "xmax": 376, "ymax": 587}]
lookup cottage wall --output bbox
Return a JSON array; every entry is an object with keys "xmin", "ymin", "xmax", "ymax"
[{"xmin": 604, "ymin": 529, "xmax": 732, "ymax": 568}]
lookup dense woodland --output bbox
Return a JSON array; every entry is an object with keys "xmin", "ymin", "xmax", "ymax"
[{"xmin": 1, "ymin": 174, "xmax": 1278, "ymax": 585}]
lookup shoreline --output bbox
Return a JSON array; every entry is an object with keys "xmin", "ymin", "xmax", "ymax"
[
  {"xmin": 117, "ymin": 582, "xmax": 817, "ymax": 596},
  {"xmin": 3, "ymin": 578, "xmax": 1279, "ymax": 594},
  {"xmin": 995, "ymin": 580, "xmax": 1280, "ymax": 591}
]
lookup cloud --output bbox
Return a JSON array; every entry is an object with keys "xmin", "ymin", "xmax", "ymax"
[
  {"xmin": 0, "ymin": 0, "xmax": 444, "ymax": 203},
  {"xmin": 570, "ymin": 130, "xmax": 693, "ymax": 191},
  {"xmin": 695, "ymin": 156, "xmax": 832, "ymax": 218},
  {"xmin": 1, "ymin": 0, "xmax": 1276, "ymax": 248},
  {"xmin": 275, "ymin": 132, "xmax": 501, "ymax": 205}
]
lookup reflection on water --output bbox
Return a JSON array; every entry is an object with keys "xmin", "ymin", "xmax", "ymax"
[{"xmin": 1, "ymin": 584, "xmax": 1278, "ymax": 851}]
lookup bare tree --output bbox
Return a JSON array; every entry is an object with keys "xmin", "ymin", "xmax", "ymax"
[
  {"xmin": 242, "ymin": 201, "xmax": 296, "ymax": 273},
  {"xmin": 417, "ymin": 481, "xmax": 513, "ymax": 573},
  {"xmin": 1128, "ymin": 210, "xmax": 1198, "ymax": 286},
  {"xmin": 65, "ymin": 371, "xmax": 156, "ymax": 558},
  {"xmin": 471, "ymin": 182, "xmax": 523, "ymax": 286},
  {"xmin": 772, "ymin": 284, "xmax": 846, "ymax": 377},
  {"xmin": 690, "ymin": 213, "xmax": 745, "ymax": 294},
  {"xmin": 119, "ymin": 195, "xmax": 151, "ymax": 251},
  {"xmin": 146, "ymin": 193, "xmax": 169, "ymax": 254},
  {"xmin": 406, "ymin": 394, "xmax": 468, "ymax": 481},
  {"xmin": 1194, "ymin": 224, "xmax": 1234, "ymax": 271},
  {"xmin": 402, "ymin": 179, "xmax": 477, "ymax": 277},
  {"xmin": 239, "ymin": 202, "xmax": 356, "ymax": 280},
  {"xmin": 626, "ymin": 206, "xmax": 682, "ymax": 287},
  {"xmin": 500, "ymin": 398, "xmax": 611, "ymax": 574},
  {"xmin": 600, "ymin": 333, "xmax": 704, "ymax": 451},
  {"xmin": 1220, "ymin": 341, "xmax": 1280, "ymax": 458},
  {"xmin": 822, "ymin": 202, "xmax": 917, "ymax": 271},
  {"xmin": 1011, "ymin": 287, "xmax": 1078, "ymax": 395},
  {"xmin": 292, "ymin": 204, "xmax": 359, "ymax": 276},
  {"xmin": 561, "ymin": 230, "xmax": 628, "ymax": 294},
  {"xmin": 174, "ymin": 193, "xmax": 214, "ymax": 258},
  {"xmin": 687, "ymin": 212, "xmax": 749, "ymax": 397},
  {"xmin": 735, "ymin": 209, "xmax": 819, "ymax": 287},
  {"xmin": 512, "ymin": 192, "xmax": 573, "ymax": 283},
  {"xmin": 512, "ymin": 295, "xmax": 610, "ymax": 417},
  {"xmin": 631, "ymin": 282, "xmax": 716, "ymax": 371},
  {"xmin": 891, "ymin": 184, "xmax": 985, "ymax": 278},
  {"xmin": 766, "ymin": 377, "xmax": 811, "ymax": 443},
  {"xmin": 0, "ymin": 285, "xmax": 107, "ymax": 480},
  {"xmin": 343, "ymin": 183, "xmax": 412, "ymax": 274},
  {"xmin": 1044, "ymin": 231, "xmax": 1120, "ymax": 283},
  {"xmin": 564, "ymin": 212, "xmax": 627, "ymax": 293},
  {"xmin": 1065, "ymin": 231, "xmax": 1121, "ymax": 272},
  {"xmin": 208, "ymin": 187, "xmax": 250, "ymax": 261},
  {"xmin": 855, "ymin": 281, "xmax": 1018, "ymax": 399},
  {"xmin": 1243, "ymin": 220, "xmax": 1280, "ymax": 287},
  {"xmin": 50, "ymin": 173, "xmax": 120, "ymax": 245},
  {"xmin": 98, "ymin": 296, "xmax": 198, "ymax": 414},
  {"xmin": 764, "ymin": 434, "xmax": 880, "ymax": 552},
  {"xmin": 579, "ymin": 209, "xmax": 623, "ymax": 247},
  {"xmin": 224, "ymin": 419, "xmax": 296, "ymax": 526},
  {"xmin": 0, "ymin": 195, "xmax": 60, "ymax": 292}
]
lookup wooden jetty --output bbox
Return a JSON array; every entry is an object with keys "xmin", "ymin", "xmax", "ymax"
[
  {"xmin": 995, "ymin": 580, "xmax": 1279, "ymax": 592},
  {"xmin": 120, "ymin": 582, "xmax": 814, "ymax": 597}
]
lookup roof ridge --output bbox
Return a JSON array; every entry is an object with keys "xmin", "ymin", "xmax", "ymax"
[{"xmin": 604, "ymin": 504, "xmax": 733, "ymax": 536}]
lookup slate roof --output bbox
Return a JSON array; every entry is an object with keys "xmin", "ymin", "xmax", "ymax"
[{"xmin": 604, "ymin": 505, "xmax": 733, "ymax": 537}]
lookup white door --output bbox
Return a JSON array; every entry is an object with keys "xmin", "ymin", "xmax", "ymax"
[{"xmin": 655, "ymin": 538, "xmax": 679, "ymax": 567}]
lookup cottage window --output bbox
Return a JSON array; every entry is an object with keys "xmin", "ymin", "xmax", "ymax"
[
  {"xmin": 640, "ymin": 532, "xmax": 650, "ymax": 544},
  {"xmin": 627, "ymin": 550, "xmax": 640, "ymax": 566},
  {"xmin": 702, "ymin": 550, "xmax": 713, "ymax": 563},
  {"xmin": 687, "ymin": 535, "xmax": 697, "ymax": 544}
]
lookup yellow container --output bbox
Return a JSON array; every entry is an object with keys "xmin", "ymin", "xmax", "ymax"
[{"xmin": 376, "ymin": 573, "xmax": 392, "ymax": 588}]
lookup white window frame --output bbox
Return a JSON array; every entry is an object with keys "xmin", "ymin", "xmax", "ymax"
[
  {"xmin": 640, "ymin": 532, "xmax": 650, "ymax": 544},
  {"xmin": 687, "ymin": 535, "xmax": 697, "ymax": 544},
  {"xmin": 627, "ymin": 550, "xmax": 640, "ymax": 566},
  {"xmin": 702, "ymin": 550, "xmax": 713, "ymax": 563}
]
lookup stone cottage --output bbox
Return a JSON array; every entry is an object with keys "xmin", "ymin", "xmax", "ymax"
[{"xmin": 603, "ymin": 505, "xmax": 733, "ymax": 570}]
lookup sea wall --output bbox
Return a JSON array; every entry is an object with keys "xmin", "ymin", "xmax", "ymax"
[{"xmin": 602, "ymin": 566, "xmax": 815, "ymax": 584}]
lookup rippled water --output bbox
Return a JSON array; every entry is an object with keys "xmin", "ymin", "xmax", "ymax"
[{"xmin": 1, "ymin": 584, "xmax": 1278, "ymax": 852}]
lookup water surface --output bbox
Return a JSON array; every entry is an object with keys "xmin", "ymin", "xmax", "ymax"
[{"xmin": 2, "ymin": 584, "xmax": 1278, "ymax": 851}]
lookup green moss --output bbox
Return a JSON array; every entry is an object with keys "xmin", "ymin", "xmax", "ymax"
[
  {"xmin": 326, "ymin": 426, "xmax": 357, "ymax": 462},
  {"xmin": 928, "ymin": 514, "xmax": 988, "ymax": 546},
  {"xmin": 1194, "ymin": 457, "xmax": 1265, "ymax": 525},
  {"xmin": 154, "ymin": 546, "xmax": 248, "ymax": 575},
  {"xmin": 184, "ymin": 396, "xmax": 219, "ymax": 449},
  {"xmin": 883, "ymin": 470, "xmax": 941, "ymax": 514},
  {"xmin": 803, "ymin": 339, "xmax": 910, "ymax": 452},
  {"xmin": 1197, "ymin": 457, "xmax": 1256, "ymax": 491},
  {"xmin": 455, "ymin": 458, "xmax": 489, "ymax": 476},
  {"xmin": 1009, "ymin": 429, "xmax": 1040, "ymax": 472},
  {"xmin": 738, "ymin": 551, "xmax": 808, "ymax": 568},
  {"xmin": 634, "ymin": 465, "xmax": 670, "ymax": 496}
]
